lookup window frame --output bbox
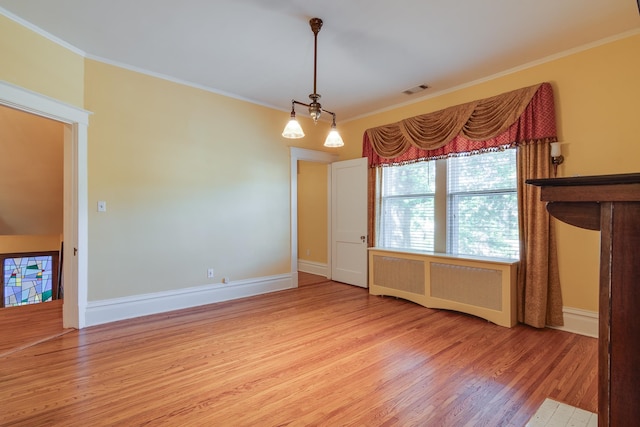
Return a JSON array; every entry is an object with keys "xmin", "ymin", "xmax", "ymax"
[{"xmin": 378, "ymin": 149, "xmax": 519, "ymax": 260}]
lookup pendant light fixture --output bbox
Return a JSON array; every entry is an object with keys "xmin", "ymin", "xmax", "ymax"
[{"xmin": 282, "ymin": 18, "xmax": 344, "ymax": 148}]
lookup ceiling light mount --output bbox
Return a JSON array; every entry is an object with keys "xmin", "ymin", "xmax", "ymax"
[
  {"xmin": 309, "ymin": 17, "xmax": 323, "ymax": 35},
  {"xmin": 282, "ymin": 17, "xmax": 343, "ymax": 148}
]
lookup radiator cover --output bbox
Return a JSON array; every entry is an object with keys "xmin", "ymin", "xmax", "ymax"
[{"xmin": 369, "ymin": 249, "xmax": 518, "ymax": 327}]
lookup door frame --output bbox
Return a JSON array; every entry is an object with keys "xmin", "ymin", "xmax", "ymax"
[
  {"xmin": 290, "ymin": 147, "xmax": 338, "ymax": 287},
  {"xmin": 0, "ymin": 81, "xmax": 90, "ymax": 329}
]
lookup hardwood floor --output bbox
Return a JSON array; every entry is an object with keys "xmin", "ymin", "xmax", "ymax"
[
  {"xmin": 1, "ymin": 274, "xmax": 597, "ymax": 426},
  {"xmin": 298, "ymin": 271, "xmax": 330, "ymax": 286},
  {"xmin": 0, "ymin": 299, "xmax": 70, "ymax": 357}
]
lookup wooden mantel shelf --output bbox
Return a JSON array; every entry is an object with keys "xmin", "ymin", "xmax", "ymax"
[
  {"xmin": 527, "ymin": 172, "xmax": 640, "ymax": 187},
  {"xmin": 527, "ymin": 172, "xmax": 640, "ymax": 427},
  {"xmin": 527, "ymin": 173, "xmax": 640, "ymax": 231},
  {"xmin": 527, "ymin": 172, "xmax": 640, "ymax": 201}
]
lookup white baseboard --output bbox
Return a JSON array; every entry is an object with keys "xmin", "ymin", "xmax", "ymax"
[
  {"xmin": 84, "ymin": 276, "xmax": 599, "ymax": 338},
  {"xmin": 85, "ymin": 273, "xmax": 294, "ymax": 327},
  {"xmin": 550, "ymin": 307, "xmax": 598, "ymax": 338},
  {"xmin": 297, "ymin": 259, "xmax": 328, "ymax": 277}
]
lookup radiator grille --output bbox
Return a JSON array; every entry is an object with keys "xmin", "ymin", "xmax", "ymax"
[
  {"xmin": 372, "ymin": 255, "xmax": 425, "ymax": 295},
  {"xmin": 430, "ymin": 262, "xmax": 502, "ymax": 311}
]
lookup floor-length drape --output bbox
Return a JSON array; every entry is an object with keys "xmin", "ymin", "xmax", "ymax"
[
  {"xmin": 516, "ymin": 142, "xmax": 564, "ymax": 327},
  {"xmin": 367, "ymin": 167, "xmax": 381, "ymax": 248}
]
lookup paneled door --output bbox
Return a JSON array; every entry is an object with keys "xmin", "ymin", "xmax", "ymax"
[{"xmin": 331, "ymin": 158, "xmax": 368, "ymax": 287}]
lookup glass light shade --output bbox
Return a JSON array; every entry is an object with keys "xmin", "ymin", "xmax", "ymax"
[
  {"xmin": 309, "ymin": 110, "xmax": 321, "ymax": 123},
  {"xmin": 550, "ymin": 142, "xmax": 562, "ymax": 157},
  {"xmin": 324, "ymin": 129, "xmax": 344, "ymax": 147},
  {"xmin": 282, "ymin": 119, "xmax": 305, "ymax": 139}
]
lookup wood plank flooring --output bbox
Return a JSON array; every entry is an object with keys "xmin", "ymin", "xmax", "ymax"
[
  {"xmin": 0, "ymin": 273, "xmax": 597, "ymax": 426},
  {"xmin": 0, "ymin": 299, "xmax": 70, "ymax": 357}
]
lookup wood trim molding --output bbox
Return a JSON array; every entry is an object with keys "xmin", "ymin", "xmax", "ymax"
[
  {"xmin": 550, "ymin": 307, "xmax": 599, "ymax": 338},
  {"xmin": 85, "ymin": 273, "xmax": 294, "ymax": 327},
  {"xmin": 297, "ymin": 260, "xmax": 328, "ymax": 277}
]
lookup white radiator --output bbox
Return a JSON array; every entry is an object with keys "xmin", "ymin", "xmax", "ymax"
[{"xmin": 369, "ymin": 248, "xmax": 518, "ymax": 327}]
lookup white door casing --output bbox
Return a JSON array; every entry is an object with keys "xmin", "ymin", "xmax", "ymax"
[
  {"xmin": 331, "ymin": 157, "xmax": 368, "ymax": 287},
  {"xmin": 0, "ymin": 81, "xmax": 90, "ymax": 329}
]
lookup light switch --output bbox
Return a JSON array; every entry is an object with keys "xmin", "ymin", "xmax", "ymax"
[{"xmin": 97, "ymin": 201, "xmax": 107, "ymax": 212}]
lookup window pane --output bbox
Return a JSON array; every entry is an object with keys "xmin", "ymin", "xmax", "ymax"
[
  {"xmin": 380, "ymin": 196, "xmax": 434, "ymax": 251},
  {"xmin": 381, "ymin": 161, "xmax": 436, "ymax": 196},
  {"xmin": 448, "ymin": 150, "xmax": 517, "ymax": 193},
  {"xmin": 380, "ymin": 162, "xmax": 436, "ymax": 251},
  {"xmin": 447, "ymin": 149, "xmax": 519, "ymax": 259},
  {"xmin": 448, "ymin": 193, "xmax": 519, "ymax": 259}
]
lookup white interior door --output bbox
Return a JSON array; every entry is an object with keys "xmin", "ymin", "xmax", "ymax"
[{"xmin": 331, "ymin": 157, "xmax": 368, "ymax": 287}]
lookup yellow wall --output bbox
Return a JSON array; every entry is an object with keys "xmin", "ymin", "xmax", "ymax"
[
  {"xmin": 0, "ymin": 235, "xmax": 62, "ymax": 253},
  {"xmin": 340, "ymin": 32, "xmax": 640, "ymax": 312},
  {"xmin": 298, "ymin": 161, "xmax": 328, "ymax": 264},
  {"xmin": 84, "ymin": 60, "xmax": 313, "ymax": 300},
  {"xmin": 0, "ymin": 106, "xmax": 64, "ymax": 236},
  {"xmin": 0, "ymin": 14, "xmax": 84, "ymax": 107}
]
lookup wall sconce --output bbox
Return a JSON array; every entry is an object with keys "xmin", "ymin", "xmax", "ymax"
[{"xmin": 550, "ymin": 142, "xmax": 564, "ymax": 176}]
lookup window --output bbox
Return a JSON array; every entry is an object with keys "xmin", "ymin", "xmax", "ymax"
[
  {"xmin": 379, "ymin": 161, "xmax": 436, "ymax": 251},
  {"xmin": 447, "ymin": 150, "xmax": 519, "ymax": 258},
  {"xmin": 379, "ymin": 149, "xmax": 519, "ymax": 260}
]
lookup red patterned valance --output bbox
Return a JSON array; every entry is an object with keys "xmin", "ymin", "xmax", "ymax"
[{"xmin": 363, "ymin": 82, "xmax": 557, "ymax": 167}]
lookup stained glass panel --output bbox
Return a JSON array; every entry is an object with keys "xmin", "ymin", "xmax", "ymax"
[{"xmin": 3, "ymin": 256, "xmax": 54, "ymax": 307}]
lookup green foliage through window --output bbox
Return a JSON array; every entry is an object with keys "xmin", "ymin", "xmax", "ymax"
[
  {"xmin": 379, "ymin": 149, "xmax": 519, "ymax": 260},
  {"xmin": 379, "ymin": 162, "xmax": 436, "ymax": 251}
]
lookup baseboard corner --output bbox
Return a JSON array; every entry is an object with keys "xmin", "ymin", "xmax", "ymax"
[
  {"xmin": 297, "ymin": 260, "xmax": 328, "ymax": 277},
  {"xmin": 550, "ymin": 306, "xmax": 598, "ymax": 338}
]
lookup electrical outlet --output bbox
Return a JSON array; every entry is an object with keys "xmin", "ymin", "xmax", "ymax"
[{"xmin": 207, "ymin": 268, "xmax": 214, "ymax": 278}]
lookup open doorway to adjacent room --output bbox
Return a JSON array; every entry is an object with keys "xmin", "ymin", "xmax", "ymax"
[
  {"xmin": 0, "ymin": 105, "xmax": 65, "ymax": 309},
  {"xmin": 0, "ymin": 81, "xmax": 89, "ymax": 354},
  {"xmin": 0, "ymin": 105, "xmax": 67, "ymax": 355},
  {"xmin": 289, "ymin": 148, "xmax": 337, "ymax": 287}
]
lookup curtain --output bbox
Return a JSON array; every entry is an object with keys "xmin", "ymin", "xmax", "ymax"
[
  {"xmin": 517, "ymin": 143, "xmax": 564, "ymax": 327},
  {"xmin": 363, "ymin": 83, "xmax": 556, "ymax": 166},
  {"xmin": 366, "ymin": 167, "xmax": 381, "ymax": 249},
  {"xmin": 362, "ymin": 82, "xmax": 563, "ymax": 328}
]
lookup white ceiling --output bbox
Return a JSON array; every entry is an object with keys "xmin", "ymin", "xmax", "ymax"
[{"xmin": 1, "ymin": 0, "xmax": 639, "ymax": 121}]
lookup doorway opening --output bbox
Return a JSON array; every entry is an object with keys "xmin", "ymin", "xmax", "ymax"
[
  {"xmin": 289, "ymin": 148, "xmax": 337, "ymax": 287},
  {"xmin": 0, "ymin": 105, "xmax": 64, "ymax": 309},
  {"xmin": 0, "ymin": 81, "xmax": 90, "ymax": 329}
]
